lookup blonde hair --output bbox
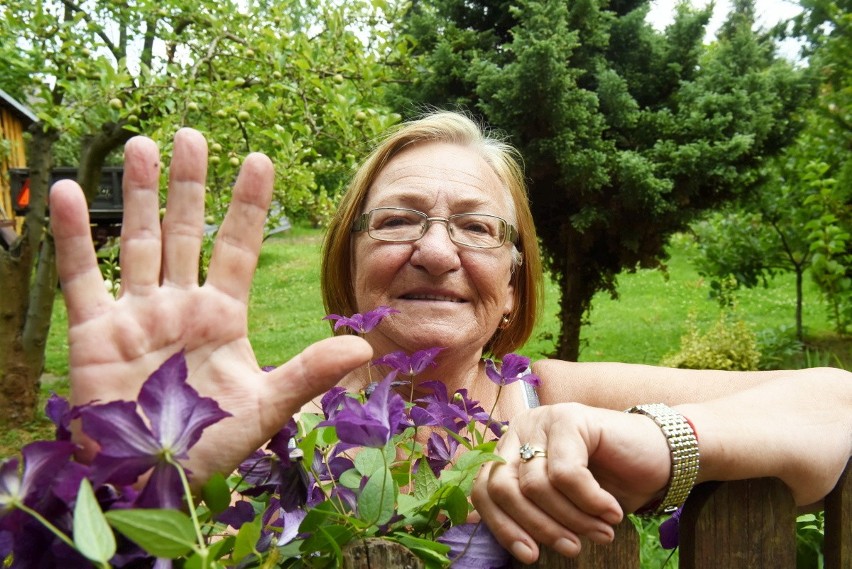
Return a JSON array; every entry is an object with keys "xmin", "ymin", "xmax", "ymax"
[{"xmin": 321, "ymin": 111, "xmax": 543, "ymax": 357}]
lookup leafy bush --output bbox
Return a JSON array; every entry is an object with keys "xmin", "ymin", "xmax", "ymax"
[
  {"xmin": 755, "ymin": 324, "xmax": 804, "ymax": 370},
  {"xmin": 662, "ymin": 312, "xmax": 761, "ymax": 371},
  {"xmin": 796, "ymin": 512, "xmax": 825, "ymax": 569}
]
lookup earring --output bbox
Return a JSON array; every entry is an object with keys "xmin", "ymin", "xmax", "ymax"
[{"xmin": 499, "ymin": 314, "xmax": 510, "ymax": 329}]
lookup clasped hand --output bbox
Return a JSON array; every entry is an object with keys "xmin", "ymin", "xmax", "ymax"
[{"xmin": 472, "ymin": 402, "xmax": 672, "ymax": 563}]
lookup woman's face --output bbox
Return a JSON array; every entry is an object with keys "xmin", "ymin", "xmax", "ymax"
[{"xmin": 352, "ymin": 141, "xmax": 516, "ymax": 356}]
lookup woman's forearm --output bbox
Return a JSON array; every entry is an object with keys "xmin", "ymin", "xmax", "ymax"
[{"xmin": 674, "ymin": 366, "xmax": 852, "ymax": 506}]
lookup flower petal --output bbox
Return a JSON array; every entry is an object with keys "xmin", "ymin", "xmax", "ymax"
[
  {"xmin": 19, "ymin": 441, "xmax": 76, "ymax": 502},
  {"xmin": 137, "ymin": 351, "xmax": 231, "ymax": 456},
  {"xmin": 439, "ymin": 523, "xmax": 510, "ymax": 569}
]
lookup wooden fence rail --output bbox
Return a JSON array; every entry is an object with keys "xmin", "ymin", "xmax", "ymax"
[
  {"xmin": 341, "ymin": 460, "xmax": 851, "ymax": 568},
  {"xmin": 518, "ymin": 460, "xmax": 851, "ymax": 569}
]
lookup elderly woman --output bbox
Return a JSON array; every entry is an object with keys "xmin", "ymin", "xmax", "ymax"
[{"xmin": 49, "ymin": 111, "xmax": 852, "ymax": 564}]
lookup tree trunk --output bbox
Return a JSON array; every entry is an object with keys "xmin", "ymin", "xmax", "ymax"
[
  {"xmin": 78, "ymin": 122, "xmax": 134, "ymax": 203},
  {"xmin": 0, "ymin": 126, "xmax": 58, "ymax": 427},
  {"xmin": 0, "ymin": 238, "xmax": 39, "ymax": 426},
  {"xmin": 555, "ymin": 242, "xmax": 599, "ymax": 362},
  {"xmin": 0, "ymin": 122, "xmax": 134, "ymax": 427},
  {"xmin": 794, "ymin": 264, "xmax": 804, "ymax": 342}
]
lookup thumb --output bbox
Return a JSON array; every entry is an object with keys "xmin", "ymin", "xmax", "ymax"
[{"xmin": 264, "ymin": 335, "xmax": 373, "ymax": 418}]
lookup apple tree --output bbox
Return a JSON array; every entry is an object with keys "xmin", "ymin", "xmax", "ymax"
[{"xmin": 0, "ymin": 0, "xmax": 401, "ymax": 426}]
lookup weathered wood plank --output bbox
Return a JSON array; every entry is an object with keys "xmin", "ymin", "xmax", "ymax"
[
  {"xmin": 679, "ymin": 478, "xmax": 796, "ymax": 569},
  {"xmin": 825, "ymin": 460, "xmax": 851, "ymax": 569},
  {"xmin": 342, "ymin": 538, "xmax": 424, "ymax": 569}
]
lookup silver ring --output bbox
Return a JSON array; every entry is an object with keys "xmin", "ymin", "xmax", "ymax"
[{"xmin": 519, "ymin": 443, "xmax": 546, "ymax": 462}]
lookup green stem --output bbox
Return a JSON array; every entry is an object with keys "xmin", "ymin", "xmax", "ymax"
[
  {"xmin": 167, "ymin": 457, "xmax": 209, "ymax": 567},
  {"xmin": 17, "ymin": 502, "xmax": 78, "ymax": 553},
  {"xmin": 482, "ymin": 385, "xmax": 504, "ymax": 443},
  {"xmin": 370, "ymin": 452, "xmax": 391, "ymax": 527}
]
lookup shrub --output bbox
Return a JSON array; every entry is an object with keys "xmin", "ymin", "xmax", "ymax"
[
  {"xmin": 662, "ymin": 312, "xmax": 761, "ymax": 371},
  {"xmin": 755, "ymin": 324, "xmax": 803, "ymax": 370}
]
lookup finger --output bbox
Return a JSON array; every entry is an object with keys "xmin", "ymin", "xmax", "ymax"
[
  {"xmin": 205, "ymin": 152, "xmax": 273, "ymax": 301},
  {"xmin": 262, "ymin": 335, "xmax": 373, "ymax": 424},
  {"xmin": 119, "ymin": 136, "xmax": 163, "ymax": 294},
  {"xmin": 473, "ymin": 430, "xmax": 543, "ymax": 562},
  {"xmin": 495, "ymin": 437, "xmax": 606, "ymax": 554},
  {"xmin": 518, "ymin": 455, "xmax": 617, "ymax": 544},
  {"xmin": 545, "ymin": 424, "xmax": 624, "ymax": 525},
  {"xmin": 474, "ymin": 459, "xmax": 581, "ymax": 563},
  {"xmin": 162, "ymin": 128, "xmax": 207, "ymax": 287},
  {"xmin": 50, "ymin": 180, "xmax": 113, "ymax": 325}
]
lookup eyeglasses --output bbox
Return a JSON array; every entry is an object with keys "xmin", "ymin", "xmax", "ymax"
[{"xmin": 352, "ymin": 207, "xmax": 519, "ymax": 249}]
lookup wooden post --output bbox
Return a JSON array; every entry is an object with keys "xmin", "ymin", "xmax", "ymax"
[
  {"xmin": 512, "ymin": 519, "xmax": 639, "ymax": 568},
  {"xmin": 342, "ymin": 538, "xmax": 424, "ymax": 569},
  {"xmin": 679, "ymin": 478, "xmax": 796, "ymax": 568},
  {"xmin": 824, "ymin": 460, "xmax": 851, "ymax": 569}
]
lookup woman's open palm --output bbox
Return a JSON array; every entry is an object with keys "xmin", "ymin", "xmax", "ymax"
[{"xmin": 50, "ymin": 129, "xmax": 371, "ymax": 482}]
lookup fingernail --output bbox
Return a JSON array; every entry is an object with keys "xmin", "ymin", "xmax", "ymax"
[
  {"xmin": 510, "ymin": 541, "xmax": 533, "ymax": 562},
  {"xmin": 554, "ymin": 537, "xmax": 580, "ymax": 557},
  {"xmin": 603, "ymin": 510, "xmax": 622, "ymax": 525},
  {"xmin": 591, "ymin": 526, "xmax": 615, "ymax": 543}
]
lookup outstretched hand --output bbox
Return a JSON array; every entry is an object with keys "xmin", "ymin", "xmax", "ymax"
[
  {"xmin": 50, "ymin": 128, "xmax": 372, "ymax": 483},
  {"xmin": 472, "ymin": 402, "xmax": 672, "ymax": 563}
]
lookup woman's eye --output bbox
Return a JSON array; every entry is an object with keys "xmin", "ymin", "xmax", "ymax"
[
  {"xmin": 460, "ymin": 221, "xmax": 492, "ymax": 235},
  {"xmin": 378, "ymin": 216, "xmax": 417, "ymax": 228}
]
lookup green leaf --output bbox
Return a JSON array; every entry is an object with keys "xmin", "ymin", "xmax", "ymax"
[
  {"xmin": 105, "ymin": 508, "xmax": 196, "ymax": 558},
  {"xmin": 392, "ymin": 533, "xmax": 451, "ymax": 565},
  {"xmin": 233, "ymin": 515, "xmax": 262, "ymax": 562},
  {"xmin": 301, "ymin": 500, "xmax": 346, "ymax": 533},
  {"xmin": 277, "ymin": 539, "xmax": 303, "ymax": 559},
  {"xmin": 454, "ymin": 450, "xmax": 502, "ymax": 472},
  {"xmin": 301, "ymin": 524, "xmax": 353, "ymax": 563},
  {"xmin": 412, "ymin": 459, "xmax": 440, "ymax": 500},
  {"xmin": 297, "ymin": 425, "xmax": 338, "ymax": 460},
  {"xmin": 339, "ymin": 467, "xmax": 363, "ymax": 489},
  {"xmin": 73, "ymin": 478, "xmax": 117, "ymax": 564},
  {"xmin": 396, "ymin": 493, "xmax": 426, "ymax": 516},
  {"xmin": 354, "ymin": 447, "xmax": 386, "ymax": 476},
  {"xmin": 358, "ymin": 467, "xmax": 396, "ymax": 526},
  {"xmin": 439, "ymin": 485, "xmax": 471, "ymax": 525},
  {"xmin": 208, "ymin": 535, "xmax": 236, "ymax": 559},
  {"xmin": 201, "ymin": 472, "xmax": 231, "ymax": 515}
]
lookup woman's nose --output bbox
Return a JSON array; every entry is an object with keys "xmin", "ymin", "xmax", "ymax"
[{"xmin": 410, "ymin": 221, "xmax": 461, "ymax": 274}]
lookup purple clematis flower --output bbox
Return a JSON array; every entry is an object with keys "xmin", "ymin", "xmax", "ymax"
[
  {"xmin": 0, "ymin": 440, "xmax": 76, "ymax": 516},
  {"xmin": 438, "ymin": 522, "xmax": 511, "ymax": 569},
  {"xmin": 320, "ymin": 372, "xmax": 407, "ymax": 448},
  {"xmin": 78, "ymin": 350, "xmax": 231, "ymax": 509},
  {"xmin": 372, "ymin": 347, "xmax": 445, "ymax": 376},
  {"xmin": 484, "ymin": 353, "xmax": 541, "ymax": 387},
  {"xmin": 320, "ymin": 386, "xmax": 348, "ymax": 420},
  {"xmin": 323, "ymin": 306, "xmax": 400, "ymax": 334},
  {"xmin": 426, "ymin": 433, "xmax": 460, "ymax": 474},
  {"xmin": 659, "ymin": 506, "xmax": 683, "ymax": 549},
  {"xmin": 45, "ymin": 393, "xmax": 73, "ymax": 441}
]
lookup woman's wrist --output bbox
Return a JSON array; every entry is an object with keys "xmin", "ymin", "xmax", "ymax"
[{"xmin": 627, "ymin": 403, "xmax": 700, "ymax": 515}]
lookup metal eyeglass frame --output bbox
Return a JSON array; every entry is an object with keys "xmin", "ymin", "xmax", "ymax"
[{"xmin": 351, "ymin": 206, "xmax": 519, "ymax": 249}]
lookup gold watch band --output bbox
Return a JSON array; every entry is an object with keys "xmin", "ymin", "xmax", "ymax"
[{"xmin": 626, "ymin": 403, "xmax": 700, "ymax": 516}]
